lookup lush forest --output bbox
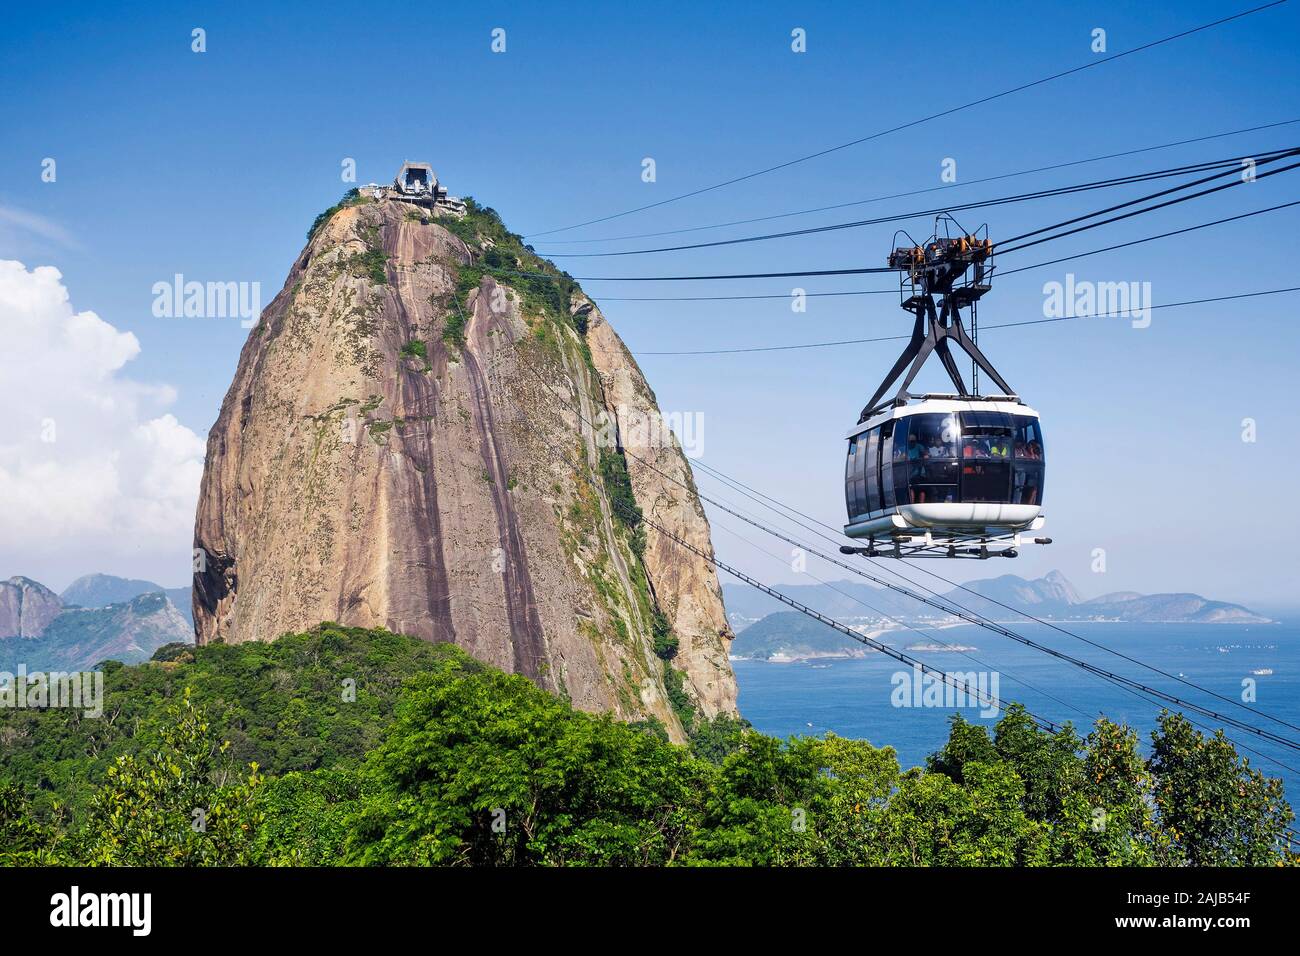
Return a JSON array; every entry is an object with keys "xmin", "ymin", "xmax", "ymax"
[{"xmin": 0, "ymin": 624, "xmax": 1293, "ymax": 866}]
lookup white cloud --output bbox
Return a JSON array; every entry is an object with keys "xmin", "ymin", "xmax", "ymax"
[{"xmin": 0, "ymin": 260, "xmax": 204, "ymax": 567}]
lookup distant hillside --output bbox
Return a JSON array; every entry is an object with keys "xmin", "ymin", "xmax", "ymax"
[
  {"xmin": 0, "ymin": 592, "xmax": 192, "ymax": 671},
  {"xmin": 723, "ymin": 580, "xmax": 950, "ymax": 631},
  {"xmin": 957, "ymin": 570, "xmax": 1083, "ymax": 612},
  {"xmin": 955, "ymin": 572, "xmax": 1270, "ymax": 624},
  {"xmin": 60, "ymin": 573, "xmax": 193, "ymax": 627},
  {"xmin": 1079, "ymin": 592, "xmax": 1269, "ymax": 624},
  {"xmin": 730, "ymin": 611, "xmax": 871, "ymax": 661},
  {"xmin": 724, "ymin": 571, "xmax": 1270, "ymax": 630},
  {"xmin": 62, "ymin": 573, "xmax": 163, "ymax": 608}
]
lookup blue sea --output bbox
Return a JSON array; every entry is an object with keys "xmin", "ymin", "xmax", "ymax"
[{"xmin": 733, "ymin": 622, "xmax": 1300, "ymax": 804}]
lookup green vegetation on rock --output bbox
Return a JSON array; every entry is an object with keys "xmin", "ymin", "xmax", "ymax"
[
  {"xmin": 599, "ymin": 449, "xmax": 642, "ymax": 529},
  {"xmin": 448, "ymin": 199, "xmax": 578, "ymax": 326},
  {"xmin": 442, "ymin": 304, "xmax": 467, "ymax": 351}
]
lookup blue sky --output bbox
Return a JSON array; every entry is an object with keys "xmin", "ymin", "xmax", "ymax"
[{"xmin": 2, "ymin": 0, "xmax": 1298, "ymax": 605}]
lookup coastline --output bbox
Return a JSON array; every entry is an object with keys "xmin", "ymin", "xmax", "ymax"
[{"xmin": 729, "ymin": 617, "xmax": 1275, "ymax": 663}]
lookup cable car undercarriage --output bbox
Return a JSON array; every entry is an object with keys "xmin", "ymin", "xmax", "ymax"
[{"xmin": 844, "ymin": 215, "xmax": 1050, "ymax": 559}]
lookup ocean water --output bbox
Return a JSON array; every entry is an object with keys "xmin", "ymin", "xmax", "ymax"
[{"xmin": 733, "ymin": 622, "xmax": 1300, "ymax": 804}]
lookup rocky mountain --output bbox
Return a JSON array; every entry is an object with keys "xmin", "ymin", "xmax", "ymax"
[
  {"xmin": 959, "ymin": 570, "xmax": 1084, "ymax": 611},
  {"xmin": 62, "ymin": 573, "xmax": 164, "ymax": 609},
  {"xmin": 0, "ymin": 588, "xmax": 192, "ymax": 671},
  {"xmin": 0, "ymin": 576, "xmax": 63, "ymax": 639},
  {"xmin": 0, "ymin": 572, "xmax": 192, "ymax": 671},
  {"xmin": 192, "ymin": 190, "xmax": 736, "ymax": 738},
  {"xmin": 60, "ymin": 574, "xmax": 193, "ymax": 627},
  {"xmin": 725, "ymin": 571, "xmax": 1270, "ymax": 631}
]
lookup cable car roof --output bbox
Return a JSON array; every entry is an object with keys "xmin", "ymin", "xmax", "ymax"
[{"xmin": 847, "ymin": 394, "xmax": 1038, "ymax": 439}]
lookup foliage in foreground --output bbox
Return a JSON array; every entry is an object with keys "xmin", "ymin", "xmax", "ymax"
[{"xmin": 0, "ymin": 625, "xmax": 1293, "ymax": 867}]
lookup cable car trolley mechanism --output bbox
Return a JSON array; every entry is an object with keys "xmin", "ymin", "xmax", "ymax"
[{"xmin": 842, "ymin": 215, "xmax": 1050, "ymax": 559}]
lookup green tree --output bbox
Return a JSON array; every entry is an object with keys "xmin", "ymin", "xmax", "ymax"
[
  {"xmin": 802, "ymin": 733, "xmax": 900, "ymax": 865},
  {"xmin": 1063, "ymin": 718, "xmax": 1159, "ymax": 865},
  {"xmin": 252, "ymin": 767, "xmax": 364, "ymax": 866},
  {"xmin": 877, "ymin": 761, "xmax": 1042, "ymax": 866},
  {"xmin": 79, "ymin": 690, "xmax": 265, "ymax": 866},
  {"xmin": 687, "ymin": 733, "xmax": 825, "ymax": 866},
  {"xmin": 1149, "ymin": 711, "xmax": 1294, "ymax": 865},
  {"xmin": 0, "ymin": 782, "xmax": 67, "ymax": 865},
  {"xmin": 349, "ymin": 655, "xmax": 707, "ymax": 866}
]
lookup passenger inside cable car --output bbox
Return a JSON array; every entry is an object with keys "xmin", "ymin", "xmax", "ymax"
[{"xmin": 845, "ymin": 410, "xmax": 1045, "ymax": 521}]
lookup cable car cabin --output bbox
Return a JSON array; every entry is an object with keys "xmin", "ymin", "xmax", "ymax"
[{"xmin": 844, "ymin": 397, "xmax": 1045, "ymax": 543}]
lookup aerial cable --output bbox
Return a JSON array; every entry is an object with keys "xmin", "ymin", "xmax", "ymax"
[
  {"xmin": 525, "ymin": 1, "xmax": 1290, "ymax": 237},
  {"xmin": 996, "ymin": 200, "xmax": 1300, "ymax": 277},
  {"xmin": 899, "ymin": 558, "xmax": 1300, "ymax": 740},
  {"xmin": 537, "ymin": 118, "xmax": 1300, "ymax": 246},
  {"xmin": 535, "ymin": 149, "xmax": 1293, "ymax": 259},
  {"xmin": 694, "ymin": 490, "xmax": 1300, "ymax": 752},
  {"xmin": 696, "ymin": 472, "xmax": 1300, "ymax": 787},
  {"xmin": 492, "ymin": 184, "xmax": 1299, "ymax": 286},
  {"xmin": 595, "ymin": 289, "xmax": 895, "ymax": 303},
  {"xmin": 626, "ymin": 284, "xmax": 1300, "ymax": 356},
  {"xmin": 497, "ymin": 265, "xmax": 896, "ymax": 283},
  {"xmin": 708, "ymin": 496, "xmax": 1300, "ymax": 789},
  {"xmin": 993, "ymin": 149, "xmax": 1300, "ymax": 252},
  {"xmin": 650, "ymin": 516, "xmax": 1059, "ymax": 731}
]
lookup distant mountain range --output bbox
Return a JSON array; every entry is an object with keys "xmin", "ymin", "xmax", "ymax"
[
  {"xmin": 724, "ymin": 571, "xmax": 1270, "ymax": 660},
  {"xmin": 60, "ymin": 573, "xmax": 192, "ymax": 624},
  {"xmin": 0, "ymin": 574, "xmax": 193, "ymax": 672},
  {"xmin": 1, "ymin": 567, "xmax": 1268, "ymax": 671}
]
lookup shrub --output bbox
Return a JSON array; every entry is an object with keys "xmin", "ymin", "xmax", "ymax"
[{"xmin": 599, "ymin": 450, "xmax": 642, "ymax": 528}]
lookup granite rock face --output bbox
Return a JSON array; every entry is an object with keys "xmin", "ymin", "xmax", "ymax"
[
  {"xmin": 0, "ymin": 576, "xmax": 63, "ymax": 639},
  {"xmin": 192, "ymin": 196, "xmax": 736, "ymax": 737}
]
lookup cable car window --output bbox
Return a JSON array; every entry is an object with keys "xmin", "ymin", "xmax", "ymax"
[
  {"xmin": 891, "ymin": 416, "xmax": 910, "ymax": 461},
  {"xmin": 908, "ymin": 413, "xmax": 958, "ymax": 460},
  {"xmin": 852, "ymin": 437, "xmax": 863, "ymax": 520},
  {"xmin": 907, "ymin": 460, "xmax": 958, "ymax": 504},
  {"xmin": 962, "ymin": 462, "xmax": 1011, "ymax": 502},
  {"xmin": 893, "ymin": 460, "xmax": 910, "ymax": 506},
  {"xmin": 960, "ymin": 410, "xmax": 1012, "ymax": 460},
  {"xmin": 854, "ymin": 434, "xmax": 871, "ymax": 518},
  {"xmin": 881, "ymin": 421, "xmax": 897, "ymax": 509},
  {"xmin": 1011, "ymin": 463, "xmax": 1045, "ymax": 505},
  {"xmin": 864, "ymin": 428, "xmax": 880, "ymax": 513},
  {"xmin": 960, "ymin": 410, "xmax": 1011, "ymax": 429},
  {"xmin": 845, "ymin": 438, "xmax": 860, "ymax": 519},
  {"xmin": 1013, "ymin": 416, "xmax": 1045, "ymax": 461}
]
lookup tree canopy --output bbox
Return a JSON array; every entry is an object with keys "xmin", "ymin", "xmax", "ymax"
[{"xmin": 1, "ymin": 624, "xmax": 1293, "ymax": 867}]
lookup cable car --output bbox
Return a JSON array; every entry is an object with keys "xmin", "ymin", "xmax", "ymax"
[
  {"xmin": 842, "ymin": 216, "xmax": 1050, "ymax": 559},
  {"xmin": 844, "ymin": 395, "xmax": 1046, "ymax": 555}
]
